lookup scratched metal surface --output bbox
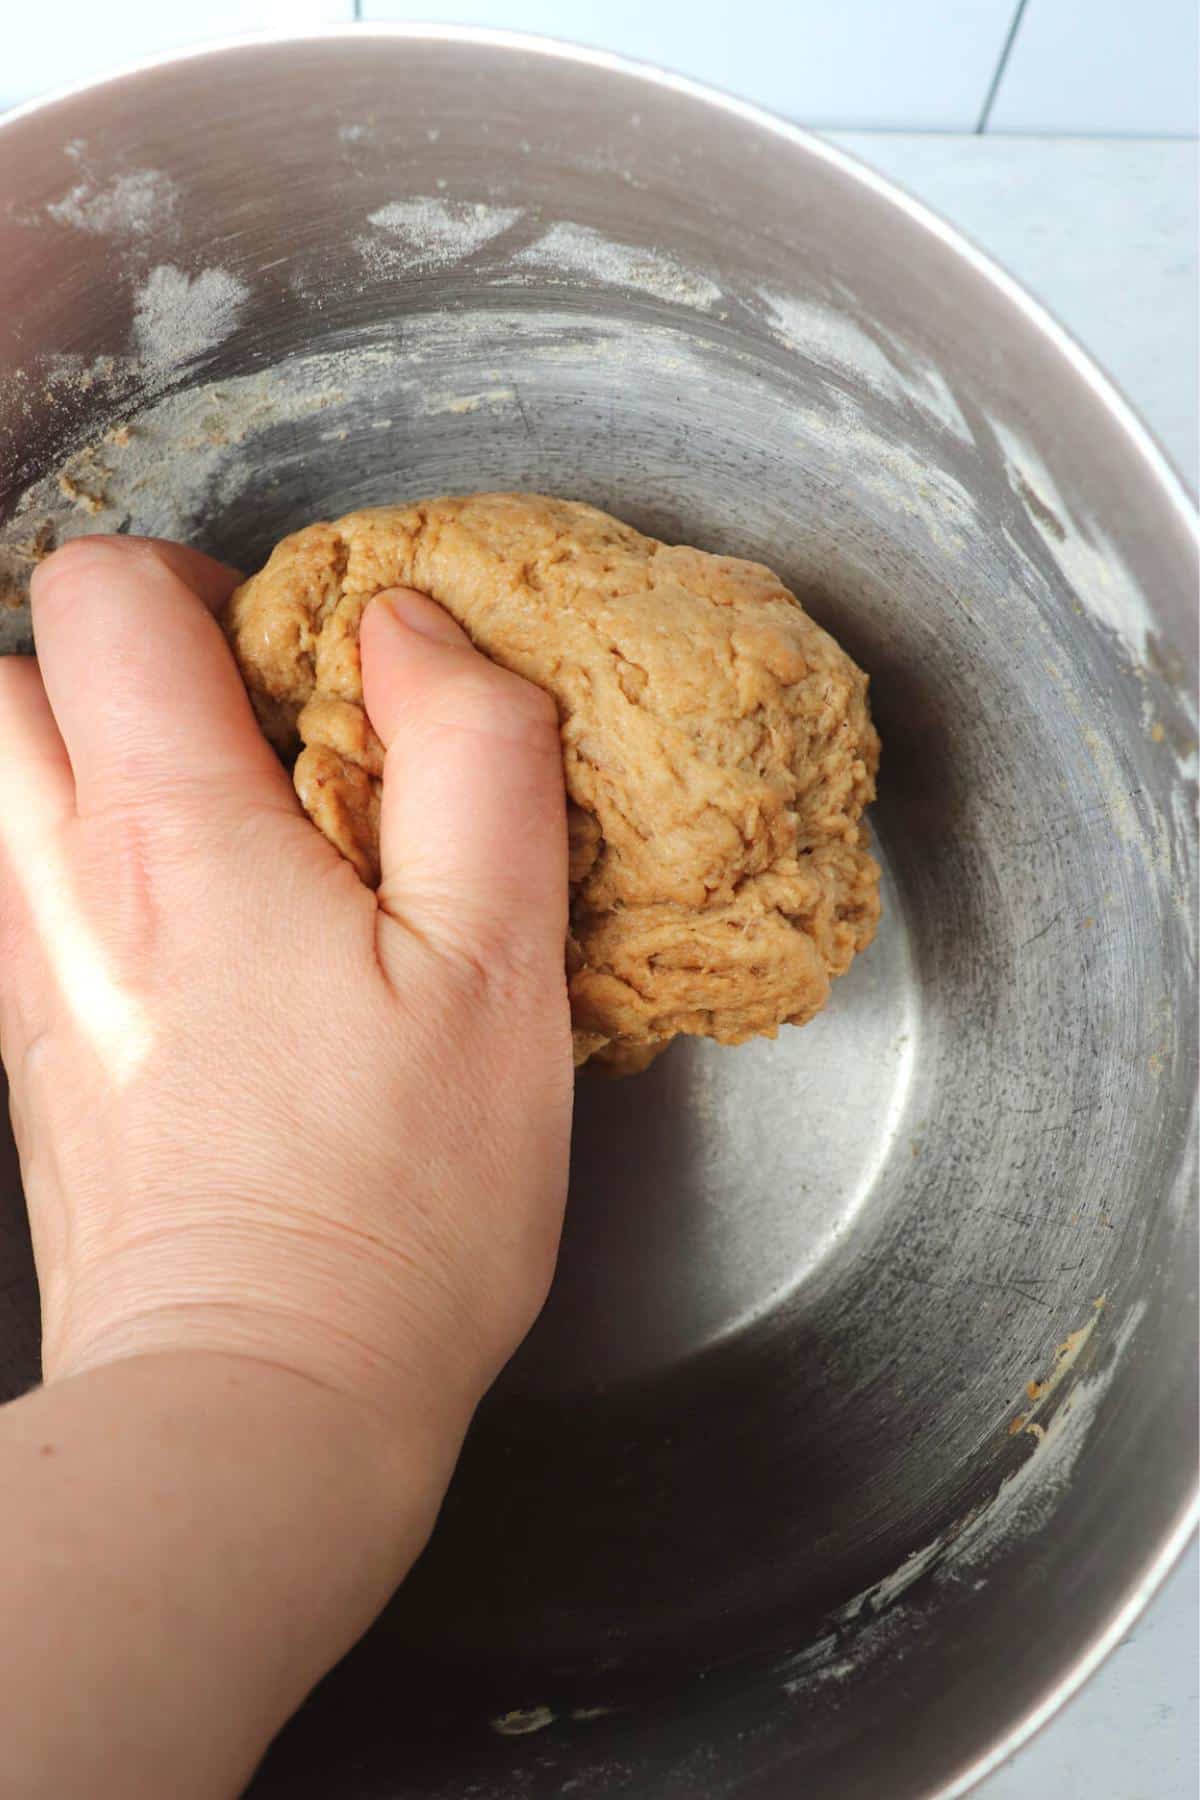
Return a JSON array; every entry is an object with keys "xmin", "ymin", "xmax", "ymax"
[{"xmin": 0, "ymin": 32, "xmax": 1195, "ymax": 1800}]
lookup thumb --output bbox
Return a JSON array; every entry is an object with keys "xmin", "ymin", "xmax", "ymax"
[{"xmin": 359, "ymin": 588, "xmax": 568, "ymax": 987}]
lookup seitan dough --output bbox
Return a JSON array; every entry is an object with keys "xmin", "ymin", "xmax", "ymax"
[{"xmin": 225, "ymin": 492, "xmax": 881, "ymax": 1072}]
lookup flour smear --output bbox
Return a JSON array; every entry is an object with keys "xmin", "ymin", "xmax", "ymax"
[{"xmin": 46, "ymin": 168, "xmax": 179, "ymax": 237}]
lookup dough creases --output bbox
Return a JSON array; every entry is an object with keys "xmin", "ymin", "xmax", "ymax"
[{"xmin": 225, "ymin": 492, "xmax": 881, "ymax": 1072}]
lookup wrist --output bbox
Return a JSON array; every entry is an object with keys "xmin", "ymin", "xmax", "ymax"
[
  {"xmin": 44, "ymin": 1346, "xmax": 464, "ymax": 1579},
  {"xmin": 0, "ymin": 1350, "xmax": 456, "ymax": 1798},
  {"xmin": 39, "ymin": 1229, "xmax": 487, "ymax": 1454},
  {"xmin": 181, "ymin": 1346, "xmax": 463, "ymax": 1541}
]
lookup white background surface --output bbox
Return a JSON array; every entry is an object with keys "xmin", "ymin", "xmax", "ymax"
[
  {"xmin": 832, "ymin": 131, "xmax": 1200, "ymax": 492},
  {"xmin": 4, "ymin": 0, "xmax": 1199, "ymax": 132},
  {"xmin": 357, "ymin": 0, "xmax": 1020, "ymax": 130},
  {"xmin": 2, "ymin": 4, "xmax": 1197, "ymax": 1797},
  {"xmin": 987, "ymin": 0, "xmax": 1200, "ymax": 136}
]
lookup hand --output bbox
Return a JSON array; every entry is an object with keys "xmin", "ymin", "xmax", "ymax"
[
  {"xmin": 0, "ymin": 534, "xmax": 573, "ymax": 1797},
  {"xmin": 0, "ymin": 535, "xmax": 572, "ymax": 1445}
]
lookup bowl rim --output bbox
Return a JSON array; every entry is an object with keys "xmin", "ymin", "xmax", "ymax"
[{"xmin": 2, "ymin": 23, "xmax": 1197, "ymax": 1798}]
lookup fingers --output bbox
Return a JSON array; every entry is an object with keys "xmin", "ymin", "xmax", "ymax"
[
  {"xmin": 359, "ymin": 589, "xmax": 568, "ymax": 986},
  {"xmin": 112, "ymin": 538, "xmax": 244, "ymax": 613},
  {"xmin": 0, "ymin": 658, "xmax": 74, "ymax": 1053},
  {"xmin": 0, "ymin": 657, "xmax": 74, "ymax": 839},
  {"xmin": 0, "ymin": 653, "xmax": 73, "ymax": 959},
  {"xmin": 30, "ymin": 537, "xmax": 290, "ymax": 817}
]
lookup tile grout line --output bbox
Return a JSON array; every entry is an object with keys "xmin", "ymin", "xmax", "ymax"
[{"xmin": 975, "ymin": 0, "xmax": 1030, "ymax": 134}]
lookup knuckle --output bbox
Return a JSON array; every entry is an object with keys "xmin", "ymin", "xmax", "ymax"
[
  {"xmin": 430, "ymin": 665, "xmax": 560, "ymax": 754},
  {"xmin": 33, "ymin": 535, "xmax": 187, "ymax": 606},
  {"xmin": 34, "ymin": 534, "xmax": 131, "ymax": 595},
  {"xmin": 443, "ymin": 920, "xmax": 563, "ymax": 1020},
  {"xmin": 397, "ymin": 907, "xmax": 569, "ymax": 1044}
]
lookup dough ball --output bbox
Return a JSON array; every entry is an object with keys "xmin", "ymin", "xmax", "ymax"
[{"xmin": 225, "ymin": 492, "xmax": 881, "ymax": 1071}]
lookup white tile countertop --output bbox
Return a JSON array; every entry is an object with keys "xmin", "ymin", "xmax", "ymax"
[
  {"xmin": 830, "ymin": 129, "xmax": 1198, "ymax": 1800},
  {"xmin": 829, "ymin": 133, "xmax": 1199, "ymax": 493},
  {"xmin": 12, "ymin": 0, "xmax": 1198, "ymax": 133}
]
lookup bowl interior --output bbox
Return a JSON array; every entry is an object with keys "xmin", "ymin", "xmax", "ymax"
[{"xmin": 0, "ymin": 33, "xmax": 1195, "ymax": 1800}]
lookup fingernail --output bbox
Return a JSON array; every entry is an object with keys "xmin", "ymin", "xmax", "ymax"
[{"xmin": 374, "ymin": 587, "xmax": 468, "ymax": 647}]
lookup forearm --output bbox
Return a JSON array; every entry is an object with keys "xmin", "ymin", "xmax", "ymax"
[
  {"xmin": 0, "ymin": 1352, "xmax": 449, "ymax": 1800},
  {"xmin": 0, "ymin": 540, "xmax": 571, "ymax": 1792}
]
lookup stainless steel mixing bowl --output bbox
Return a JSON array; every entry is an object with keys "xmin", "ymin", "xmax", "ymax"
[{"xmin": 0, "ymin": 28, "xmax": 1196, "ymax": 1799}]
